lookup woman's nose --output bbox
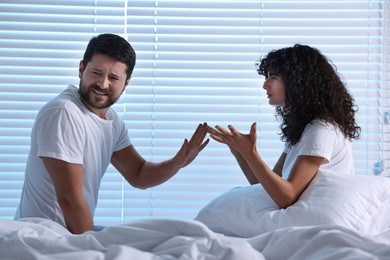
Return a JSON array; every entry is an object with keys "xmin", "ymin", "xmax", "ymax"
[{"xmin": 262, "ymin": 81, "xmax": 268, "ymax": 90}]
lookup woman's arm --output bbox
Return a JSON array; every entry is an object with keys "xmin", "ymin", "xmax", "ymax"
[
  {"xmin": 229, "ymin": 148, "xmax": 285, "ymax": 184},
  {"xmin": 208, "ymin": 122, "xmax": 323, "ymax": 208},
  {"xmin": 245, "ymin": 152, "xmax": 323, "ymax": 208},
  {"xmin": 229, "ymin": 147, "xmax": 258, "ymax": 184}
]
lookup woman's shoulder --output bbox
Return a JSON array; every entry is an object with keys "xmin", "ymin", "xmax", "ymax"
[
  {"xmin": 302, "ymin": 119, "xmax": 341, "ymax": 140},
  {"xmin": 305, "ymin": 119, "xmax": 337, "ymax": 131}
]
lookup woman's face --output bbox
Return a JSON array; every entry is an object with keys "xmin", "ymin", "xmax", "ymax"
[{"xmin": 262, "ymin": 72, "xmax": 286, "ymax": 107}]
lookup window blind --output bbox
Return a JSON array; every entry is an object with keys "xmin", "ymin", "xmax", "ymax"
[{"xmin": 0, "ymin": 0, "xmax": 388, "ymax": 226}]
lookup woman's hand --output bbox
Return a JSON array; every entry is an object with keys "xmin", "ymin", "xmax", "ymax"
[{"xmin": 207, "ymin": 122, "xmax": 257, "ymax": 157}]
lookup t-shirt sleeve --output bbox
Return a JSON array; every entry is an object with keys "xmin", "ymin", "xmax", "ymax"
[
  {"xmin": 297, "ymin": 121, "xmax": 336, "ymax": 163},
  {"xmin": 35, "ymin": 108, "xmax": 85, "ymax": 164},
  {"xmin": 113, "ymin": 114, "xmax": 132, "ymax": 152}
]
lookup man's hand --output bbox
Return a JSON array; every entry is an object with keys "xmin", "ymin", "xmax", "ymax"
[{"xmin": 174, "ymin": 122, "xmax": 209, "ymax": 168}]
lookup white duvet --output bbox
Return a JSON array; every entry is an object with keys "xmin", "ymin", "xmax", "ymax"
[
  {"xmin": 248, "ymin": 225, "xmax": 390, "ymax": 260},
  {"xmin": 0, "ymin": 218, "xmax": 262, "ymax": 260},
  {"xmin": 1, "ymin": 217, "xmax": 390, "ymax": 260}
]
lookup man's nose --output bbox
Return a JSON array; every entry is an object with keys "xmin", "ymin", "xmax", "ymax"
[{"xmin": 97, "ymin": 76, "xmax": 109, "ymax": 89}]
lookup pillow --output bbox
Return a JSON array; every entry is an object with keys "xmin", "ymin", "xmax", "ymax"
[{"xmin": 194, "ymin": 172, "xmax": 390, "ymax": 238}]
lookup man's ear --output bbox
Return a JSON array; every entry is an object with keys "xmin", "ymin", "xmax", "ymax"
[
  {"xmin": 120, "ymin": 76, "xmax": 131, "ymax": 94},
  {"xmin": 78, "ymin": 60, "xmax": 85, "ymax": 79},
  {"xmin": 124, "ymin": 76, "xmax": 131, "ymax": 88}
]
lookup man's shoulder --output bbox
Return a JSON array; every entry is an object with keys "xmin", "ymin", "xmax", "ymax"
[{"xmin": 40, "ymin": 86, "xmax": 81, "ymax": 114}]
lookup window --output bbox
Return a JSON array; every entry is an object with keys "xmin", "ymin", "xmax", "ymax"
[{"xmin": 0, "ymin": 0, "xmax": 388, "ymax": 226}]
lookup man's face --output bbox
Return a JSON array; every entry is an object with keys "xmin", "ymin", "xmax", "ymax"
[{"xmin": 78, "ymin": 53, "xmax": 129, "ymax": 117}]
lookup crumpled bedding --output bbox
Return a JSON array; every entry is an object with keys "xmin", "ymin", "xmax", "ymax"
[
  {"xmin": 1, "ymin": 217, "xmax": 390, "ymax": 260},
  {"xmin": 0, "ymin": 218, "xmax": 263, "ymax": 260},
  {"xmin": 247, "ymin": 224, "xmax": 390, "ymax": 260}
]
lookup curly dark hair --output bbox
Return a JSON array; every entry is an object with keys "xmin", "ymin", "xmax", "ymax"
[{"xmin": 257, "ymin": 44, "xmax": 360, "ymax": 145}]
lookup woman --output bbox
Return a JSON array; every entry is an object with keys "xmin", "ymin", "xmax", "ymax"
[{"xmin": 208, "ymin": 44, "xmax": 360, "ymax": 208}]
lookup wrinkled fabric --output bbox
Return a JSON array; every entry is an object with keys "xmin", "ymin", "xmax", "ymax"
[
  {"xmin": 0, "ymin": 218, "xmax": 263, "ymax": 260},
  {"xmin": 2, "ymin": 218, "xmax": 390, "ymax": 260}
]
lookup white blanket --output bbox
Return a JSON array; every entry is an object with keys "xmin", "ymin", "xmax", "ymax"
[
  {"xmin": 0, "ymin": 218, "xmax": 263, "ymax": 260},
  {"xmin": 248, "ymin": 225, "xmax": 390, "ymax": 260},
  {"xmin": 1, "ymin": 218, "xmax": 390, "ymax": 260}
]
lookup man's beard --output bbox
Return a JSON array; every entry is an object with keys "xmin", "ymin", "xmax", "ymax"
[{"xmin": 78, "ymin": 81, "xmax": 122, "ymax": 109}]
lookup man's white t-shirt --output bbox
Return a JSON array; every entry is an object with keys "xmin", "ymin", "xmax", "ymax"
[
  {"xmin": 15, "ymin": 85, "xmax": 132, "ymax": 227},
  {"xmin": 281, "ymin": 119, "xmax": 354, "ymax": 180}
]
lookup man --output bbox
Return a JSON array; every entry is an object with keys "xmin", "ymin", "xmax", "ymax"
[{"xmin": 15, "ymin": 33, "xmax": 209, "ymax": 234}]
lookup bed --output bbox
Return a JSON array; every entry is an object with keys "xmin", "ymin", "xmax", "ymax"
[{"xmin": 2, "ymin": 171, "xmax": 390, "ymax": 260}]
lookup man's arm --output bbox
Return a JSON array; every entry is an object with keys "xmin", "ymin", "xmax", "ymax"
[
  {"xmin": 111, "ymin": 123, "xmax": 209, "ymax": 189},
  {"xmin": 111, "ymin": 145, "xmax": 179, "ymax": 189},
  {"xmin": 41, "ymin": 157, "xmax": 94, "ymax": 234}
]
